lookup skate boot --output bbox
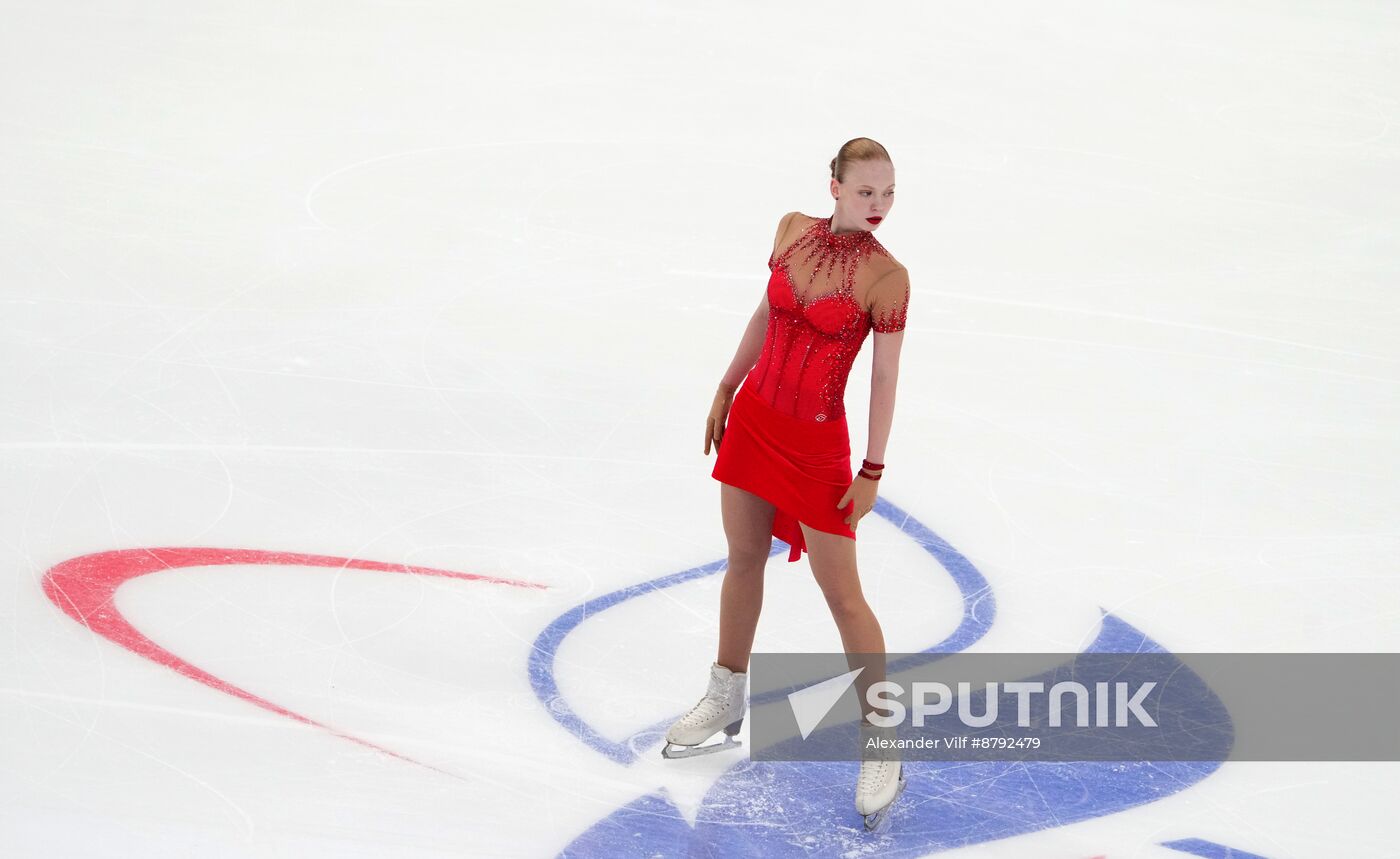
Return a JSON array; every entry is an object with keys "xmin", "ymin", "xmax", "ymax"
[
  {"xmin": 660, "ymin": 661, "xmax": 747, "ymax": 759},
  {"xmin": 855, "ymin": 720, "xmax": 907, "ymax": 832}
]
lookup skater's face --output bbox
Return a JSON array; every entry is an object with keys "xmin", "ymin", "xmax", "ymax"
[{"xmin": 830, "ymin": 160, "xmax": 895, "ymax": 232}]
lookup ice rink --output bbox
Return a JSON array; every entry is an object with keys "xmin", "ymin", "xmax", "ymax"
[{"xmin": 2, "ymin": 1, "xmax": 1398, "ymax": 856}]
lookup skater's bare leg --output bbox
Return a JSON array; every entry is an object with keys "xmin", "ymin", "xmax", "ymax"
[
  {"xmin": 803, "ymin": 522, "xmax": 888, "ymax": 724},
  {"xmin": 716, "ymin": 483, "xmax": 776, "ymax": 674}
]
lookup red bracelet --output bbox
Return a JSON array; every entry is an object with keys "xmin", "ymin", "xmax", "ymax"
[
  {"xmin": 862, "ymin": 459, "xmax": 884, "ymax": 471},
  {"xmin": 858, "ymin": 468, "xmax": 882, "ymax": 481}
]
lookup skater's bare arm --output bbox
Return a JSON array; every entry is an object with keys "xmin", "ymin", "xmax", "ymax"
[
  {"xmin": 707, "ymin": 213, "xmax": 800, "ymax": 454},
  {"xmin": 716, "ymin": 212, "xmax": 798, "ymax": 391},
  {"xmin": 841, "ymin": 326, "xmax": 904, "ymax": 526},
  {"xmin": 708, "ymin": 298, "xmax": 767, "ymax": 454},
  {"xmin": 866, "ymin": 266, "xmax": 910, "ymax": 464},
  {"xmin": 867, "ymin": 331, "xmax": 903, "ymax": 464},
  {"xmin": 718, "ymin": 297, "xmax": 768, "ymax": 390}
]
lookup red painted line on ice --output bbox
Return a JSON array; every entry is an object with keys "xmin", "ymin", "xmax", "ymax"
[{"xmin": 41, "ymin": 547, "xmax": 548, "ymax": 777}]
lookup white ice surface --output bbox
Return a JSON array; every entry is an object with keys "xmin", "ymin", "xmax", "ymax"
[{"xmin": 1, "ymin": 1, "xmax": 1397, "ymax": 857}]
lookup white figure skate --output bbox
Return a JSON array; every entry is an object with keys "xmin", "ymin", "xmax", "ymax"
[
  {"xmin": 855, "ymin": 720, "xmax": 908, "ymax": 832},
  {"xmin": 660, "ymin": 661, "xmax": 747, "ymax": 760}
]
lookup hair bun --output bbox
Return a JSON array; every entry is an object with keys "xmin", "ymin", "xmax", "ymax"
[{"xmin": 830, "ymin": 138, "xmax": 892, "ymax": 183}]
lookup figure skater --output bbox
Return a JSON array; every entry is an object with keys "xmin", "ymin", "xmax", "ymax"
[{"xmin": 660, "ymin": 137, "xmax": 911, "ymax": 832}]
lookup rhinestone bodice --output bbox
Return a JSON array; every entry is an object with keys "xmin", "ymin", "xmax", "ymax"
[{"xmin": 745, "ymin": 216, "xmax": 909, "ymax": 422}]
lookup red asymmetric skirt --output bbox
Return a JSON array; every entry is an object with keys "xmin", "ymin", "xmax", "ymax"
[{"xmin": 711, "ymin": 380, "xmax": 857, "ymax": 562}]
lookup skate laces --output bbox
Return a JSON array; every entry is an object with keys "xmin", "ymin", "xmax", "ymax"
[
  {"xmin": 858, "ymin": 758, "xmax": 895, "ymax": 793},
  {"xmin": 857, "ymin": 722, "xmax": 898, "ymax": 790},
  {"xmin": 680, "ymin": 697, "xmax": 719, "ymax": 727},
  {"xmin": 679, "ymin": 676, "xmax": 738, "ymax": 727}
]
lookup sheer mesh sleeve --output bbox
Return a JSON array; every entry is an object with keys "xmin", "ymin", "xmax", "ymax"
[
  {"xmin": 749, "ymin": 213, "xmax": 900, "ymax": 420},
  {"xmin": 772, "ymin": 211, "xmax": 801, "ymax": 258},
  {"xmin": 869, "ymin": 267, "xmax": 910, "ymax": 333}
]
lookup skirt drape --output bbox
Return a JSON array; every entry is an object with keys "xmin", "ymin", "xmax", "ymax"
[{"xmin": 710, "ymin": 380, "xmax": 857, "ymax": 562}]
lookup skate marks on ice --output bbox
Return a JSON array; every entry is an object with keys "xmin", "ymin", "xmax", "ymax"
[
  {"xmin": 1159, "ymin": 838, "xmax": 1271, "ymax": 859},
  {"xmin": 542, "ymin": 498, "xmax": 1235, "ymax": 856},
  {"xmin": 41, "ymin": 546, "xmax": 549, "ymax": 778},
  {"xmin": 560, "ymin": 617, "xmax": 1225, "ymax": 856},
  {"xmin": 528, "ymin": 496, "xmax": 997, "ymax": 767}
]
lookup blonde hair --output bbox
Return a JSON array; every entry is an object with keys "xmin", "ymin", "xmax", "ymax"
[{"xmin": 829, "ymin": 137, "xmax": 892, "ymax": 183}]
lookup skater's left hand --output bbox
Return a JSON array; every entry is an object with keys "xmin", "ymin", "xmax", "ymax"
[{"xmin": 839, "ymin": 475, "xmax": 879, "ymax": 531}]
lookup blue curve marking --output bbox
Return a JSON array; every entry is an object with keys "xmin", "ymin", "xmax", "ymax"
[
  {"xmin": 558, "ymin": 613, "xmax": 1230, "ymax": 857},
  {"xmin": 534, "ymin": 497, "xmax": 1229, "ymax": 855},
  {"xmin": 527, "ymin": 496, "xmax": 997, "ymax": 766},
  {"xmin": 1161, "ymin": 838, "xmax": 1271, "ymax": 859}
]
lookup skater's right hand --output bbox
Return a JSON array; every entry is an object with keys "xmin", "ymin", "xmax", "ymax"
[{"xmin": 706, "ymin": 384, "xmax": 737, "ymax": 455}]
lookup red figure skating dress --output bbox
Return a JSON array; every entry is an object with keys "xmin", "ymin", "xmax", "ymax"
[{"xmin": 711, "ymin": 214, "xmax": 910, "ymax": 562}]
